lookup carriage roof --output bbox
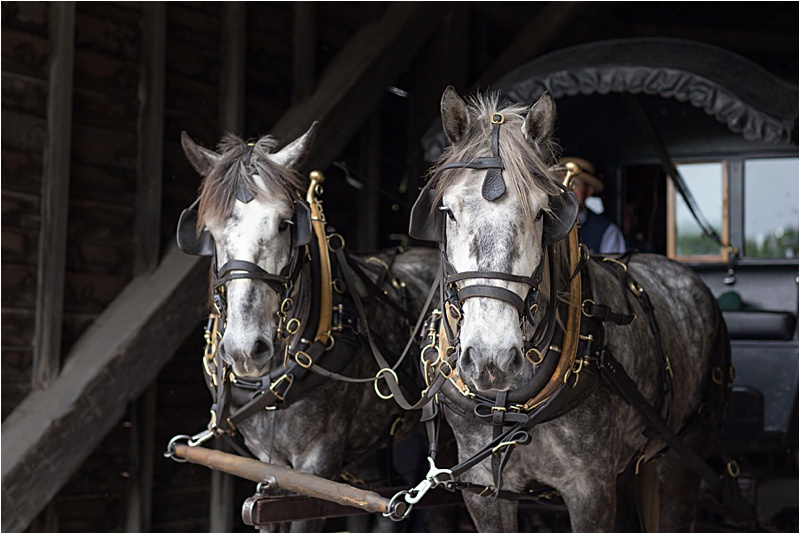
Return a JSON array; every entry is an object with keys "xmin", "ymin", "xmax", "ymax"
[{"xmin": 422, "ymin": 38, "xmax": 799, "ymax": 170}]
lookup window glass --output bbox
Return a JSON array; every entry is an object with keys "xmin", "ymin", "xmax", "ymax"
[
  {"xmin": 744, "ymin": 158, "xmax": 799, "ymax": 259},
  {"xmin": 671, "ymin": 162, "xmax": 725, "ymax": 259}
]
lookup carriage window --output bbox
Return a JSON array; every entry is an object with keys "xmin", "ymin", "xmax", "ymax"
[
  {"xmin": 667, "ymin": 162, "xmax": 728, "ymax": 262},
  {"xmin": 743, "ymin": 158, "xmax": 798, "ymax": 260}
]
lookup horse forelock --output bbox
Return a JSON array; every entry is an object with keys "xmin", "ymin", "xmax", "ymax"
[
  {"xmin": 430, "ymin": 92, "xmax": 562, "ymax": 226},
  {"xmin": 197, "ymin": 133, "xmax": 305, "ymax": 231}
]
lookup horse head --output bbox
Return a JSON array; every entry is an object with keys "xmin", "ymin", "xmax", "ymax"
[
  {"xmin": 181, "ymin": 123, "xmax": 317, "ymax": 377},
  {"xmin": 413, "ymin": 87, "xmax": 577, "ymax": 393}
]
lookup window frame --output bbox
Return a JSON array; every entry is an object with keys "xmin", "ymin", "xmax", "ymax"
[{"xmin": 666, "ymin": 160, "xmax": 730, "ymax": 263}]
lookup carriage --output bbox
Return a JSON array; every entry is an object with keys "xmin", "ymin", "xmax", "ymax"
[{"xmin": 166, "ymin": 38, "xmax": 797, "ymax": 531}]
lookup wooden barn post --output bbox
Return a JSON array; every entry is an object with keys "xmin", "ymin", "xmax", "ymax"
[
  {"xmin": 32, "ymin": 1, "xmax": 75, "ymax": 390},
  {"xmin": 126, "ymin": 4, "xmax": 166, "ymax": 532}
]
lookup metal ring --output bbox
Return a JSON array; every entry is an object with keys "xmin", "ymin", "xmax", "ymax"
[
  {"xmin": 285, "ymin": 318, "xmax": 301, "ymax": 335},
  {"xmin": 295, "ymin": 351, "xmax": 313, "ymax": 369},
  {"xmin": 332, "ymin": 279, "xmax": 346, "ymax": 294},
  {"xmin": 280, "ymin": 298, "xmax": 293, "ymax": 314},
  {"xmin": 374, "ymin": 368, "xmax": 398, "ymax": 400},
  {"xmin": 327, "ymin": 233, "xmax": 346, "ymax": 252},
  {"xmin": 448, "ymin": 305, "xmax": 462, "ymax": 321},
  {"xmin": 490, "ymin": 113, "xmax": 505, "ymax": 124},
  {"xmin": 727, "ymin": 460, "xmax": 740, "ymax": 478},
  {"xmin": 581, "ymin": 299, "xmax": 595, "ymax": 317},
  {"xmin": 421, "ymin": 343, "xmax": 441, "ymax": 366},
  {"xmin": 438, "ymin": 360, "xmax": 456, "ymax": 379},
  {"xmin": 164, "ymin": 435, "xmax": 192, "ymax": 462},
  {"xmin": 711, "ymin": 366, "xmax": 724, "ymax": 385},
  {"xmin": 525, "ymin": 347, "xmax": 544, "ymax": 365}
]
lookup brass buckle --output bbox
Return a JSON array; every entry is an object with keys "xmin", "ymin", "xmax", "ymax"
[
  {"xmin": 269, "ymin": 374, "xmax": 293, "ymax": 402},
  {"xmin": 525, "ymin": 347, "xmax": 544, "ymax": 365},
  {"xmin": 490, "ymin": 113, "xmax": 505, "ymax": 124},
  {"xmin": 295, "ymin": 351, "xmax": 313, "ymax": 368}
]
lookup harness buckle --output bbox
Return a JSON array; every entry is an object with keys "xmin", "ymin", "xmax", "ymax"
[
  {"xmin": 490, "ymin": 113, "xmax": 505, "ymax": 124},
  {"xmin": 525, "ymin": 347, "xmax": 544, "ymax": 365},
  {"xmin": 269, "ymin": 373, "xmax": 293, "ymax": 401}
]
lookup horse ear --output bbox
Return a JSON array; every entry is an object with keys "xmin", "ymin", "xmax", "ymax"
[
  {"xmin": 181, "ymin": 131, "xmax": 221, "ymax": 176},
  {"xmin": 441, "ymin": 85, "xmax": 470, "ymax": 144},
  {"xmin": 523, "ymin": 91, "xmax": 556, "ymax": 147},
  {"xmin": 270, "ymin": 121, "xmax": 318, "ymax": 169}
]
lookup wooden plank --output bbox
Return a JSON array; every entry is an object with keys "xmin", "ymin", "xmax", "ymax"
[
  {"xmin": 269, "ymin": 2, "xmax": 447, "ymax": 170},
  {"xmin": 0, "ymin": 245, "xmax": 211, "ymax": 533},
  {"xmin": 32, "ymin": 1, "xmax": 75, "ymax": 389},
  {"xmin": 133, "ymin": 2, "xmax": 165, "ymax": 275}
]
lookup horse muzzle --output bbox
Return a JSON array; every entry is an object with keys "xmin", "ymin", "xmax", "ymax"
[
  {"xmin": 219, "ymin": 334, "xmax": 275, "ymax": 378},
  {"xmin": 459, "ymin": 345, "xmax": 525, "ymax": 393}
]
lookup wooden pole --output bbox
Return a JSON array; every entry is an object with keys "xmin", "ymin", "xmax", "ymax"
[{"xmin": 171, "ymin": 444, "xmax": 401, "ymax": 516}]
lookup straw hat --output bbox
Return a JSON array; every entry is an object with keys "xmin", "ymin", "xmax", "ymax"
[{"xmin": 559, "ymin": 156, "xmax": 605, "ymax": 194}]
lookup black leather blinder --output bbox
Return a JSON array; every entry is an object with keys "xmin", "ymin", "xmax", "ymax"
[
  {"xmin": 177, "ymin": 198, "xmax": 214, "ymax": 256},
  {"xmin": 543, "ymin": 189, "xmax": 579, "ymax": 245},
  {"xmin": 291, "ymin": 200, "xmax": 313, "ymax": 247},
  {"xmin": 409, "ymin": 188, "xmax": 443, "ymax": 242}
]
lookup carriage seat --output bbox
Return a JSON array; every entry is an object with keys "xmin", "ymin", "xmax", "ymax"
[{"xmin": 718, "ymin": 291, "xmax": 797, "ymax": 340}]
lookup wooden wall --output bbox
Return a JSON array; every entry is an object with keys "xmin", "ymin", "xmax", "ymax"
[{"xmin": 1, "ymin": 2, "xmax": 432, "ymax": 531}]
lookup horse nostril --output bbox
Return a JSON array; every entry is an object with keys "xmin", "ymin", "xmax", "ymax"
[
  {"xmin": 461, "ymin": 346, "xmax": 476, "ymax": 371},
  {"xmin": 506, "ymin": 347, "xmax": 524, "ymax": 374},
  {"xmin": 253, "ymin": 338, "xmax": 274, "ymax": 361}
]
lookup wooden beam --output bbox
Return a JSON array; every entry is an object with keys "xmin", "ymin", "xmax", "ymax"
[
  {"xmin": 270, "ymin": 1, "xmax": 447, "ymax": 171},
  {"xmin": 476, "ymin": 2, "xmax": 581, "ymax": 88},
  {"xmin": 133, "ymin": 2, "xmax": 166, "ymax": 276},
  {"xmin": 1, "ymin": 246, "xmax": 210, "ymax": 533},
  {"xmin": 219, "ymin": 2, "xmax": 246, "ymax": 133},
  {"xmin": 32, "ymin": 1, "xmax": 75, "ymax": 389},
  {"xmin": 292, "ymin": 2, "xmax": 316, "ymax": 104},
  {"xmin": 124, "ymin": 383, "xmax": 157, "ymax": 532}
]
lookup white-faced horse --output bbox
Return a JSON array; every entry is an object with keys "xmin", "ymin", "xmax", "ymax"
[
  {"xmin": 178, "ymin": 124, "xmax": 439, "ymax": 531},
  {"xmin": 407, "ymin": 87, "xmax": 732, "ymax": 532}
]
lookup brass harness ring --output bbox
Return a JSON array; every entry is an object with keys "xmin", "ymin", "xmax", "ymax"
[{"xmin": 374, "ymin": 368, "xmax": 398, "ymax": 400}]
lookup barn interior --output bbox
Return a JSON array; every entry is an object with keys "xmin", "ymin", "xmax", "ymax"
[{"xmin": 2, "ymin": 2, "xmax": 798, "ymax": 532}]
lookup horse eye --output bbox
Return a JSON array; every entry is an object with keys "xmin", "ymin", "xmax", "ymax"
[
  {"xmin": 278, "ymin": 219, "xmax": 293, "ymax": 231},
  {"xmin": 438, "ymin": 206, "xmax": 456, "ymax": 222},
  {"xmin": 535, "ymin": 210, "xmax": 545, "ymax": 221}
]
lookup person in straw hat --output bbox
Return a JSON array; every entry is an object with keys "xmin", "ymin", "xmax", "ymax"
[{"xmin": 560, "ymin": 156, "xmax": 626, "ymax": 254}]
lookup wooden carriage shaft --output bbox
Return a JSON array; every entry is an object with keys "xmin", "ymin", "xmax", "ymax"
[{"xmin": 172, "ymin": 444, "xmax": 392, "ymax": 515}]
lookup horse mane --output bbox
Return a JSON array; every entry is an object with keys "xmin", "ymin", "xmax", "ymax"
[{"xmin": 197, "ymin": 133, "xmax": 306, "ymax": 229}]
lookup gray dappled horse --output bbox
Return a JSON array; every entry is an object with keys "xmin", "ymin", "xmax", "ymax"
[
  {"xmin": 410, "ymin": 87, "xmax": 730, "ymax": 531},
  {"xmin": 179, "ymin": 124, "xmax": 438, "ymax": 532}
]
